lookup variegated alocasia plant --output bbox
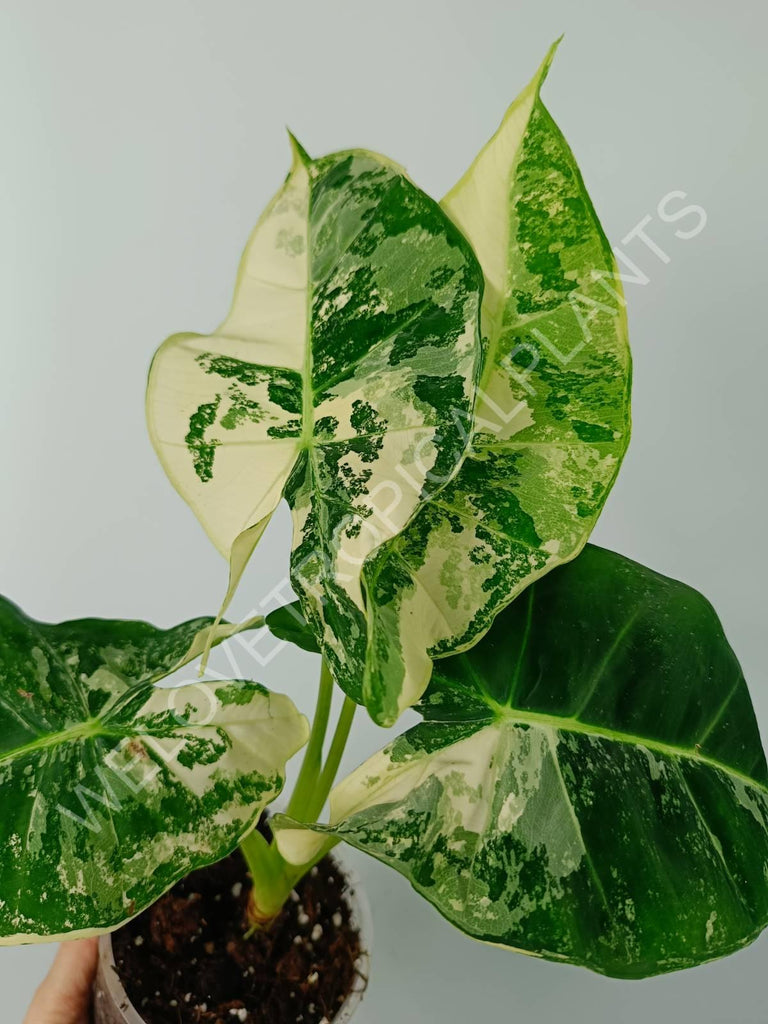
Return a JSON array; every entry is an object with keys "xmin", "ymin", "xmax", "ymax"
[{"xmin": 1, "ymin": 41, "xmax": 765, "ymax": 993}]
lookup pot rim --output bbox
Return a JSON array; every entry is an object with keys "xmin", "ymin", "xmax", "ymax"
[{"xmin": 93, "ymin": 852, "xmax": 372, "ymax": 1024}]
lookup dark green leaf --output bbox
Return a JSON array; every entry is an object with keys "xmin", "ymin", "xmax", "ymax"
[{"xmin": 266, "ymin": 602, "xmax": 320, "ymax": 654}]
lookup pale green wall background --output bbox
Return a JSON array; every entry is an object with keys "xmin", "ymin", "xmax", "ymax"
[{"xmin": 1, "ymin": 0, "xmax": 766, "ymax": 1020}]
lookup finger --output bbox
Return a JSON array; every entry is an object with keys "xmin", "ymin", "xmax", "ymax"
[{"xmin": 24, "ymin": 938, "xmax": 99, "ymax": 1024}]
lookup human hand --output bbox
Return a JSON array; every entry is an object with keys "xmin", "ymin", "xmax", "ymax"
[{"xmin": 24, "ymin": 938, "xmax": 99, "ymax": 1024}]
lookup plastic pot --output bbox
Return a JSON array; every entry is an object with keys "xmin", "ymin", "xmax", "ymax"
[{"xmin": 93, "ymin": 859, "xmax": 372, "ymax": 1024}]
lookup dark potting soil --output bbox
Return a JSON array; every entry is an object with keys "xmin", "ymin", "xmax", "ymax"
[{"xmin": 111, "ymin": 837, "xmax": 363, "ymax": 1024}]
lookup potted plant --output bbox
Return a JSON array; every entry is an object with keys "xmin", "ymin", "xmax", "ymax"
[{"xmin": 2, "ymin": 39, "xmax": 766, "ymax": 1023}]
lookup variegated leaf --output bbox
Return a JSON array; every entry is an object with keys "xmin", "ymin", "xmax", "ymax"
[
  {"xmin": 361, "ymin": 41, "xmax": 632, "ymax": 725},
  {"xmin": 275, "ymin": 546, "xmax": 768, "ymax": 978},
  {"xmin": 0, "ymin": 597, "xmax": 308, "ymax": 943},
  {"xmin": 147, "ymin": 139, "xmax": 484, "ymax": 710}
]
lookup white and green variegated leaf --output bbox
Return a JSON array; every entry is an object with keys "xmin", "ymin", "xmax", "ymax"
[
  {"xmin": 360, "ymin": 41, "xmax": 632, "ymax": 725},
  {"xmin": 147, "ymin": 138, "xmax": 484, "ymax": 711},
  {"xmin": 0, "ymin": 597, "xmax": 308, "ymax": 943},
  {"xmin": 275, "ymin": 546, "xmax": 768, "ymax": 979}
]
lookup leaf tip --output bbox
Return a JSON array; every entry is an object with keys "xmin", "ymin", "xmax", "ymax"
[
  {"xmin": 533, "ymin": 36, "xmax": 562, "ymax": 95},
  {"xmin": 368, "ymin": 701, "xmax": 397, "ymax": 730},
  {"xmin": 286, "ymin": 129, "xmax": 312, "ymax": 169}
]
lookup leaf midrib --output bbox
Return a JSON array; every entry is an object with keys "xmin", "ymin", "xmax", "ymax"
[
  {"xmin": 456, "ymin": 703, "xmax": 768, "ymax": 797},
  {"xmin": 0, "ymin": 719, "xmax": 122, "ymax": 767},
  {"xmin": 0, "ymin": 711, "xmax": 243, "ymax": 769}
]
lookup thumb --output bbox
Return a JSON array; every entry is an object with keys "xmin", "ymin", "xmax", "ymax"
[{"xmin": 24, "ymin": 938, "xmax": 99, "ymax": 1024}]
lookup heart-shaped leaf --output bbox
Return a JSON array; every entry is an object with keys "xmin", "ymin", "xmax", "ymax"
[
  {"xmin": 0, "ymin": 597, "xmax": 308, "ymax": 943},
  {"xmin": 147, "ymin": 139, "xmax": 484, "ymax": 712},
  {"xmin": 360, "ymin": 41, "xmax": 632, "ymax": 725},
  {"xmin": 275, "ymin": 546, "xmax": 768, "ymax": 978}
]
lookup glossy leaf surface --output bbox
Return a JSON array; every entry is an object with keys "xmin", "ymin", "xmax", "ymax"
[
  {"xmin": 276, "ymin": 546, "xmax": 768, "ymax": 978},
  {"xmin": 147, "ymin": 139, "xmax": 484, "ymax": 719},
  {"xmin": 361, "ymin": 42, "xmax": 632, "ymax": 725},
  {"xmin": 0, "ymin": 598, "xmax": 308, "ymax": 942}
]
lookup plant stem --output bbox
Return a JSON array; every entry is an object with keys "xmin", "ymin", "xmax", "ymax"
[
  {"xmin": 239, "ymin": 827, "xmax": 290, "ymax": 926},
  {"xmin": 286, "ymin": 658, "xmax": 334, "ymax": 822},
  {"xmin": 305, "ymin": 696, "xmax": 356, "ymax": 821},
  {"xmin": 239, "ymin": 662, "xmax": 358, "ymax": 930}
]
